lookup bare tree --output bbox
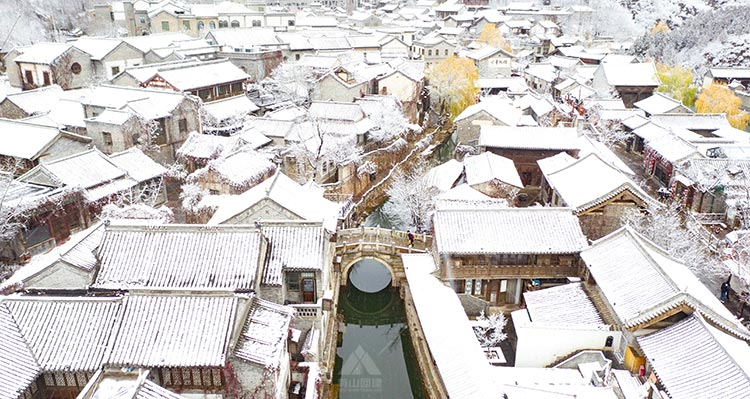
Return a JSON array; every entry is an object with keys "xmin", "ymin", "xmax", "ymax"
[{"xmin": 381, "ymin": 159, "xmax": 437, "ymax": 233}]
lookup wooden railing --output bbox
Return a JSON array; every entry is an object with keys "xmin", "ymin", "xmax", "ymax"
[{"xmin": 336, "ymin": 227, "xmax": 432, "ymax": 254}]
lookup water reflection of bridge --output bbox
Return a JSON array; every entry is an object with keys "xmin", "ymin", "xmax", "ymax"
[{"xmin": 335, "ymin": 227, "xmax": 432, "ymax": 286}]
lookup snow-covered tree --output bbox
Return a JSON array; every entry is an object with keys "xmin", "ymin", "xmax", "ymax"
[
  {"xmin": 264, "ymin": 63, "xmax": 318, "ymax": 104},
  {"xmin": 381, "ymin": 159, "xmax": 437, "ymax": 233},
  {"xmin": 365, "ymin": 97, "xmax": 410, "ymax": 143},
  {"xmin": 473, "ymin": 310, "xmax": 508, "ymax": 348},
  {"xmin": 578, "ymin": 0, "xmax": 639, "ymax": 40},
  {"xmin": 622, "ymin": 202, "xmax": 720, "ymax": 286},
  {"xmin": 428, "ymin": 56, "xmax": 479, "ymax": 118},
  {"xmin": 696, "ymin": 83, "xmax": 749, "ymax": 130},
  {"xmin": 585, "ymin": 106, "xmax": 632, "ymax": 149},
  {"xmin": 286, "ymin": 119, "xmax": 362, "ymax": 183}
]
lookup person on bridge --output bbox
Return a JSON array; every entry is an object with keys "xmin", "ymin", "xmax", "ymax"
[{"xmin": 407, "ymin": 231, "xmax": 415, "ymax": 247}]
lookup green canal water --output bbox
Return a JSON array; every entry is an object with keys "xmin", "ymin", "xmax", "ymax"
[{"xmin": 332, "ymin": 259, "xmax": 426, "ymax": 399}]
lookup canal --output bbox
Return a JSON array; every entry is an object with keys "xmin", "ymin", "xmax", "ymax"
[
  {"xmin": 364, "ymin": 131, "xmax": 457, "ymax": 229},
  {"xmin": 332, "ymin": 259, "xmax": 426, "ymax": 398}
]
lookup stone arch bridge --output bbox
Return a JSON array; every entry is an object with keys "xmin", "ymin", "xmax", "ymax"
[{"xmin": 335, "ymin": 227, "xmax": 432, "ymax": 286}]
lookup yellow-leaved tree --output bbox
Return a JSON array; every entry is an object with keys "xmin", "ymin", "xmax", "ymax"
[
  {"xmin": 656, "ymin": 63, "xmax": 697, "ymax": 107},
  {"xmin": 477, "ymin": 24, "xmax": 512, "ymax": 53},
  {"xmin": 696, "ymin": 83, "xmax": 750, "ymax": 130},
  {"xmin": 429, "ymin": 55, "xmax": 479, "ymax": 118},
  {"xmin": 651, "ymin": 20, "xmax": 670, "ymax": 35}
]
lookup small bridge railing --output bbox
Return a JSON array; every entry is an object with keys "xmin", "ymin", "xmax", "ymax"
[{"xmin": 336, "ymin": 227, "xmax": 432, "ymax": 254}]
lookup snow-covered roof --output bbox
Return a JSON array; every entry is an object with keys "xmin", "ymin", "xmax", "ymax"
[
  {"xmin": 0, "ymin": 118, "xmax": 63, "ymax": 160},
  {"xmin": 22, "ymin": 148, "xmax": 125, "ymax": 188},
  {"xmin": 204, "ymin": 94, "xmax": 260, "ymax": 121},
  {"xmin": 540, "ymin": 152, "xmax": 655, "ymax": 212},
  {"xmin": 582, "ymin": 227, "xmax": 749, "ymax": 334},
  {"xmin": 577, "ymin": 134, "xmax": 635, "ymax": 175},
  {"xmin": 645, "ymin": 131, "xmax": 700, "ymax": 164},
  {"xmin": 709, "ymin": 67, "xmax": 750, "ymax": 80},
  {"xmin": 454, "ymin": 98, "xmax": 523, "ymax": 126},
  {"xmin": 149, "ymin": 60, "xmax": 250, "ymax": 91},
  {"xmin": 108, "ymin": 294, "xmax": 237, "ymax": 368},
  {"xmin": 110, "ymin": 147, "xmax": 167, "ymax": 182},
  {"xmin": 79, "ymin": 370, "xmax": 187, "ymax": 399},
  {"xmin": 464, "ymin": 152, "xmax": 523, "ymax": 188},
  {"xmin": 208, "ymin": 172, "xmax": 341, "ymax": 232},
  {"xmin": 523, "ymin": 283, "xmax": 606, "ymax": 326},
  {"xmin": 80, "ymin": 85, "xmax": 186, "ymax": 120},
  {"xmin": 479, "ymin": 126, "xmax": 579, "ymax": 151},
  {"xmin": 636, "ymin": 315, "xmax": 750, "ymax": 399},
  {"xmin": 524, "ymin": 64, "xmax": 557, "ymax": 83},
  {"xmin": 71, "ymin": 37, "xmax": 128, "ymax": 60},
  {"xmin": 94, "ymin": 224, "xmax": 264, "ymax": 291},
  {"xmin": 260, "ymin": 222, "xmax": 327, "ymax": 286},
  {"xmin": 0, "ymin": 304, "xmax": 39, "ymax": 399},
  {"xmin": 423, "ymin": 159, "xmax": 463, "ymax": 192},
  {"xmin": 188, "ymin": 149, "xmax": 275, "ymax": 189},
  {"xmin": 633, "ymin": 92, "xmax": 687, "ymax": 115},
  {"xmin": 650, "ymin": 113, "xmax": 732, "ymax": 132},
  {"xmin": 599, "ymin": 62, "xmax": 660, "ymax": 87},
  {"xmin": 87, "ymin": 109, "xmax": 134, "ymax": 125},
  {"xmin": 402, "ymin": 254, "xmax": 501, "ymax": 399},
  {"xmin": 177, "ymin": 132, "xmax": 241, "ymax": 161},
  {"xmin": 122, "ymin": 33, "xmax": 193, "ymax": 53},
  {"xmin": 13, "ymin": 43, "xmax": 75, "ymax": 64},
  {"xmin": 1, "ymin": 85, "xmax": 64, "ymax": 114},
  {"xmin": 234, "ymin": 297, "xmax": 295, "ymax": 367},
  {"xmin": 309, "ymin": 101, "xmax": 365, "ymax": 122},
  {"xmin": 434, "ymin": 208, "xmax": 588, "ymax": 255},
  {"xmin": 0, "ymin": 296, "xmax": 122, "ymax": 371}
]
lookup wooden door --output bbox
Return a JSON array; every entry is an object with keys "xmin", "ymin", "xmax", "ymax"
[
  {"xmin": 43, "ymin": 71, "xmax": 51, "ymax": 86},
  {"xmin": 302, "ymin": 278, "xmax": 315, "ymax": 303},
  {"xmin": 25, "ymin": 70, "xmax": 34, "ymax": 85}
]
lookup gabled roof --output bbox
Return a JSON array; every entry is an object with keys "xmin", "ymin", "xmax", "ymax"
[
  {"xmin": 208, "ymin": 172, "xmax": 342, "ymax": 232},
  {"xmin": 13, "ymin": 43, "xmax": 77, "ymax": 64},
  {"xmin": 479, "ymin": 126, "xmax": 579, "ymax": 151},
  {"xmin": 234, "ymin": 297, "xmax": 294, "ymax": 367},
  {"xmin": 108, "ymin": 294, "xmax": 238, "ymax": 368},
  {"xmin": 260, "ymin": 221, "xmax": 328, "ymax": 286},
  {"xmin": 1, "ymin": 85, "xmax": 64, "ymax": 115},
  {"xmin": 434, "ymin": 207, "xmax": 588, "ymax": 255},
  {"xmin": 523, "ymin": 283, "xmax": 606, "ymax": 326},
  {"xmin": 540, "ymin": 152, "xmax": 655, "ymax": 212},
  {"xmin": 582, "ymin": 227, "xmax": 750, "ymax": 337},
  {"xmin": 0, "ymin": 296, "xmax": 123, "ymax": 371},
  {"xmin": 0, "ymin": 304, "xmax": 40, "ymax": 399},
  {"xmin": 599, "ymin": 62, "xmax": 660, "ymax": 87},
  {"xmin": 464, "ymin": 46, "xmax": 513, "ymax": 61},
  {"xmin": 146, "ymin": 59, "xmax": 250, "ymax": 91},
  {"xmin": 188, "ymin": 149, "xmax": 275, "ymax": 189},
  {"xmin": 637, "ymin": 314, "xmax": 750, "ymax": 399},
  {"xmin": 94, "ymin": 224, "xmax": 264, "ymax": 291},
  {"xmin": 423, "ymin": 159, "xmax": 463, "ymax": 192},
  {"xmin": 0, "ymin": 118, "xmax": 66, "ymax": 160},
  {"xmin": 309, "ymin": 101, "xmax": 365, "ymax": 122},
  {"xmin": 71, "ymin": 37, "xmax": 141, "ymax": 61},
  {"xmin": 110, "ymin": 148, "xmax": 168, "ymax": 182},
  {"xmin": 454, "ymin": 98, "xmax": 523, "ymax": 126},
  {"xmin": 634, "ymin": 92, "xmax": 689, "ymax": 115},
  {"xmin": 464, "ymin": 152, "xmax": 523, "ymax": 188}
]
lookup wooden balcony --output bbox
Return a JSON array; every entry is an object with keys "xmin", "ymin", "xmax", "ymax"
[{"xmin": 441, "ymin": 263, "xmax": 580, "ymax": 280}]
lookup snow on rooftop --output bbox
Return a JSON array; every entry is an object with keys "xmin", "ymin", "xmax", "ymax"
[
  {"xmin": 402, "ymin": 254, "xmax": 501, "ymax": 399},
  {"xmin": 71, "ymin": 37, "xmax": 124, "ymax": 60},
  {"xmin": 189, "ymin": 149, "xmax": 275, "ymax": 189},
  {"xmin": 309, "ymin": 102, "xmax": 365, "ymax": 122},
  {"xmin": 204, "ymin": 95, "xmax": 260, "ymax": 121},
  {"xmin": 633, "ymin": 93, "xmax": 686, "ymax": 115},
  {"xmin": 177, "ymin": 132, "xmax": 241, "ymax": 161},
  {"xmin": 1, "ymin": 296, "xmax": 122, "ymax": 371},
  {"xmin": 234, "ymin": 297, "xmax": 295, "ymax": 367},
  {"xmin": 109, "ymin": 148, "xmax": 168, "ymax": 182},
  {"xmin": 434, "ymin": 207, "xmax": 588, "ymax": 255},
  {"xmin": 24, "ymin": 148, "xmax": 126, "ymax": 188},
  {"xmin": 152, "ymin": 60, "xmax": 250, "ymax": 91},
  {"xmin": 423, "ymin": 159, "xmax": 463, "ymax": 192},
  {"xmin": 108, "ymin": 294, "xmax": 237, "ymax": 368},
  {"xmin": 454, "ymin": 98, "xmax": 523, "ymax": 126},
  {"xmin": 0, "ymin": 119, "xmax": 61, "ymax": 159},
  {"xmin": 479, "ymin": 126, "xmax": 579, "ymax": 151},
  {"xmin": 94, "ymin": 224, "xmax": 263, "ymax": 291},
  {"xmin": 208, "ymin": 172, "xmax": 341, "ymax": 232},
  {"xmin": 523, "ymin": 283, "xmax": 606, "ymax": 326},
  {"xmin": 600, "ymin": 62, "xmax": 660, "ymax": 87},
  {"xmin": 541, "ymin": 152, "xmax": 653, "ymax": 212},
  {"xmin": 636, "ymin": 315, "xmax": 750, "ymax": 399},
  {"xmin": 260, "ymin": 222, "xmax": 327, "ymax": 286},
  {"xmin": 2, "ymin": 85, "xmax": 64, "ymax": 114},
  {"xmin": 582, "ymin": 227, "xmax": 747, "ymax": 332},
  {"xmin": 464, "ymin": 152, "xmax": 523, "ymax": 188},
  {"xmin": 14, "ymin": 43, "xmax": 74, "ymax": 64},
  {"xmin": 0, "ymin": 304, "xmax": 39, "ymax": 399}
]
